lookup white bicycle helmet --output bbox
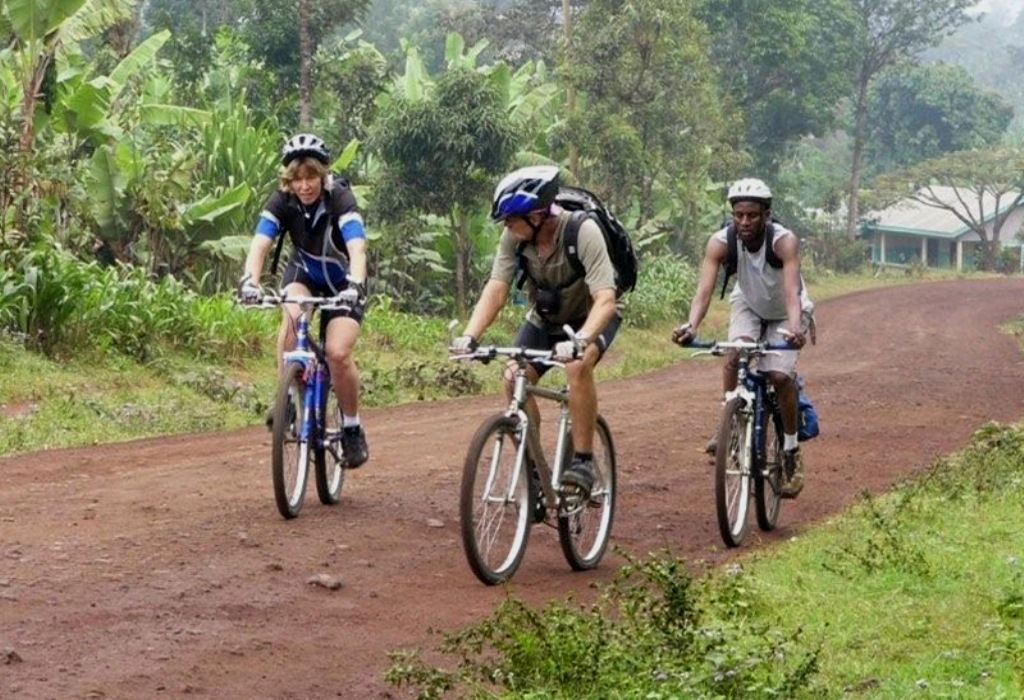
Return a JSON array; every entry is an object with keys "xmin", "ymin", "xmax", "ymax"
[
  {"xmin": 490, "ymin": 165, "xmax": 560, "ymax": 221},
  {"xmin": 281, "ymin": 133, "xmax": 330, "ymax": 166},
  {"xmin": 727, "ymin": 178, "xmax": 772, "ymax": 207}
]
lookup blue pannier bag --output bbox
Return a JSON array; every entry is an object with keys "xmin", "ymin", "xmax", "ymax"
[{"xmin": 797, "ymin": 376, "xmax": 819, "ymax": 442}]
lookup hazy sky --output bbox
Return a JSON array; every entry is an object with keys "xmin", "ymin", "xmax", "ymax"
[{"xmin": 971, "ymin": 0, "xmax": 1022, "ymax": 25}]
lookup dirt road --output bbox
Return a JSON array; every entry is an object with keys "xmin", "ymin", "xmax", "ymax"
[{"xmin": 2, "ymin": 278, "xmax": 1023, "ymax": 698}]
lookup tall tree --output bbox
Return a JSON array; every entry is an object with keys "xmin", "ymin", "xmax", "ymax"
[
  {"xmin": 843, "ymin": 0, "xmax": 973, "ymax": 239},
  {"xmin": 870, "ymin": 147, "xmax": 1024, "ymax": 270},
  {"xmin": 697, "ymin": 0, "xmax": 857, "ymax": 174},
  {"xmin": 868, "ymin": 63, "xmax": 1013, "ymax": 173},
  {"xmin": 562, "ymin": 0, "xmax": 740, "ymax": 242},
  {"xmin": 371, "ymin": 64, "xmax": 518, "ymax": 314},
  {"xmin": 234, "ymin": 0, "xmax": 371, "ymax": 124}
]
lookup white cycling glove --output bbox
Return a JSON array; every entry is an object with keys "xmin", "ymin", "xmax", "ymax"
[
  {"xmin": 334, "ymin": 287, "xmax": 360, "ymax": 305},
  {"xmin": 554, "ymin": 333, "xmax": 590, "ymax": 361},
  {"xmin": 451, "ymin": 334, "xmax": 478, "ymax": 353},
  {"xmin": 238, "ymin": 274, "xmax": 262, "ymax": 304}
]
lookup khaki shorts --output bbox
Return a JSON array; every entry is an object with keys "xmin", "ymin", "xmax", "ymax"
[{"xmin": 728, "ymin": 298, "xmax": 814, "ymax": 377}]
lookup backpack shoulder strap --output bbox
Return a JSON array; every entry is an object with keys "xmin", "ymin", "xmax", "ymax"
[
  {"xmin": 514, "ymin": 241, "xmax": 529, "ymax": 290},
  {"xmin": 562, "ymin": 211, "xmax": 588, "ymax": 280},
  {"xmin": 765, "ymin": 221, "xmax": 783, "ymax": 269},
  {"xmin": 270, "ymin": 232, "xmax": 287, "ymax": 276},
  {"xmin": 720, "ymin": 223, "xmax": 738, "ymax": 299}
]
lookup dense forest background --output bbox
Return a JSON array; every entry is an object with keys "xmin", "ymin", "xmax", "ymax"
[{"xmin": 1, "ymin": 0, "xmax": 1022, "ymax": 353}]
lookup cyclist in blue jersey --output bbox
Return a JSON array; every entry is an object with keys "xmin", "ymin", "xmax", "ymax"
[{"xmin": 238, "ymin": 134, "xmax": 369, "ymax": 468}]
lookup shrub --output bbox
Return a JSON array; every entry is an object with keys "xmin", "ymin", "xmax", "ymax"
[
  {"xmin": 626, "ymin": 254, "xmax": 697, "ymax": 328},
  {"xmin": 0, "ymin": 245, "xmax": 272, "ymax": 361},
  {"xmin": 387, "ymin": 552, "xmax": 819, "ymax": 698}
]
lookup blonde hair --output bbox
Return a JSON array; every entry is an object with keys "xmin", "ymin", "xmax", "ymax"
[{"xmin": 279, "ymin": 157, "xmax": 333, "ymax": 193}]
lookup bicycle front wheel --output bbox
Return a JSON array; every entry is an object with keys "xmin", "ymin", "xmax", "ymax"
[
  {"xmin": 460, "ymin": 415, "xmax": 533, "ymax": 585},
  {"xmin": 715, "ymin": 398, "xmax": 752, "ymax": 547},
  {"xmin": 314, "ymin": 385, "xmax": 345, "ymax": 506},
  {"xmin": 558, "ymin": 415, "xmax": 616, "ymax": 571},
  {"xmin": 755, "ymin": 404, "xmax": 784, "ymax": 531},
  {"xmin": 272, "ymin": 362, "xmax": 311, "ymax": 519}
]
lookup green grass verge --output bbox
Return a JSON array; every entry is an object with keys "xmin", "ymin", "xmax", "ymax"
[
  {"xmin": 387, "ymin": 422, "xmax": 1024, "ymax": 698},
  {"xmin": 0, "ymin": 268, "xmax": 995, "ymax": 455}
]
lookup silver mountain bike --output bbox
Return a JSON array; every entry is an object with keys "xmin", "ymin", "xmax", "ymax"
[{"xmin": 450, "ymin": 340, "xmax": 617, "ymax": 585}]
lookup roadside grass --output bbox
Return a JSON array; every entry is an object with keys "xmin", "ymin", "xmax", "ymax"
[
  {"xmin": 0, "ymin": 268, "xmax": 994, "ymax": 454},
  {"xmin": 387, "ymin": 421, "xmax": 1024, "ymax": 699}
]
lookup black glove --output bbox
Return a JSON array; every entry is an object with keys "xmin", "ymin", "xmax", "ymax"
[{"xmin": 671, "ymin": 322, "xmax": 695, "ymax": 346}]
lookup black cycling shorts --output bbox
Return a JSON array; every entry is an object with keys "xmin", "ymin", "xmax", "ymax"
[
  {"xmin": 513, "ymin": 313, "xmax": 622, "ymax": 378},
  {"xmin": 281, "ymin": 261, "xmax": 364, "ymax": 324}
]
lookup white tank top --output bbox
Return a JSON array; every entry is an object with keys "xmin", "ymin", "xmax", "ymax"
[{"xmin": 711, "ymin": 225, "xmax": 814, "ymax": 321}]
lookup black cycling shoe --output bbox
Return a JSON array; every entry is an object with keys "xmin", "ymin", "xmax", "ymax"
[
  {"xmin": 341, "ymin": 425, "xmax": 369, "ymax": 468},
  {"xmin": 528, "ymin": 465, "xmax": 546, "ymax": 523},
  {"xmin": 560, "ymin": 456, "xmax": 595, "ymax": 502}
]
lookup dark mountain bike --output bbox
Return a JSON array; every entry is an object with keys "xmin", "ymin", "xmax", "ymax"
[{"xmin": 691, "ymin": 340, "xmax": 793, "ymax": 547}]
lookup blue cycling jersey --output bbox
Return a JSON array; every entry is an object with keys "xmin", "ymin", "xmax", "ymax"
[{"xmin": 255, "ymin": 179, "xmax": 365, "ymax": 292}]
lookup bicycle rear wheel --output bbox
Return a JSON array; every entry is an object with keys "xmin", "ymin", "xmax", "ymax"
[
  {"xmin": 460, "ymin": 415, "xmax": 533, "ymax": 585},
  {"xmin": 715, "ymin": 398, "xmax": 752, "ymax": 547},
  {"xmin": 314, "ymin": 385, "xmax": 345, "ymax": 505},
  {"xmin": 755, "ymin": 404, "xmax": 784, "ymax": 531},
  {"xmin": 558, "ymin": 415, "xmax": 616, "ymax": 571},
  {"xmin": 272, "ymin": 362, "xmax": 311, "ymax": 519}
]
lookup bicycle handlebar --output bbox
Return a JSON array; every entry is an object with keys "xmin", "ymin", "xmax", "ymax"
[
  {"xmin": 449, "ymin": 345, "xmax": 563, "ymax": 367},
  {"xmin": 685, "ymin": 339, "xmax": 794, "ymax": 357},
  {"xmin": 239, "ymin": 291, "xmax": 354, "ymax": 312}
]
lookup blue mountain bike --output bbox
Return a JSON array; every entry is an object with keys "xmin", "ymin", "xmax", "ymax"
[
  {"xmin": 246, "ymin": 292, "xmax": 351, "ymax": 519},
  {"xmin": 691, "ymin": 339, "xmax": 792, "ymax": 547}
]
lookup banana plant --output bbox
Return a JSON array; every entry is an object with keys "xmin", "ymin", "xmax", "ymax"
[{"xmin": 2, "ymin": 0, "xmax": 134, "ymax": 153}]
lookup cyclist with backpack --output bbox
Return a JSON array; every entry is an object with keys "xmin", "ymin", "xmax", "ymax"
[
  {"xmin": 451, "ymin": 165, "xmax": 629, "ymax": 501},
  {"xmin": 671, "ymin": 178, "xmax": 814, "ymax": 497},
  {"xmin": 238, "ymin": 133, "xmax": 370, "ymax": 468}
]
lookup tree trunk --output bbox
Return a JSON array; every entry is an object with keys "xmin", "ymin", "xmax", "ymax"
[
  {"xmin": 19, "ymin": 55, "xmax": 50, "ymax": 157},
  {"xmin": 562, "ymin": 0, "xmax": 579, "ymax": 180},
  {"xmin": 297, "ymin": 0, "xmax": 313, "ymax": 128},
  {"xmin": 844, "ymin": 75, "xmax": 870, "ymax": 240},
  {"xmin": 453, "ymin": 211, "xmax": 471, "ymax": 317}
]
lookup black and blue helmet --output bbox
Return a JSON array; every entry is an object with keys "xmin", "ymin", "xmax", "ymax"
[{"xmin": 490, "ymin": 165, "xmax": 560, "ymax": 221}]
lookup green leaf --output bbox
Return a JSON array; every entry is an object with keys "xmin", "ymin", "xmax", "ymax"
[
  {"xmin": 88, "ymin": 146, "xmax": 122, "ymax": 230},
  {"xmin": 139, "ymin": 103, "xmax": 212, "ymax": 126},
  {"xmin": 107, "ymin": 30, "xmax": 169, "ymax": 100},
  {"xmin": 331, "ymin": 139, "xmax": 360, "ymax": 172},
  {"xmin": 58, "ymin": 0, "xmax": 134, "ymax": 47},
  {"xmin": 444, "ymin": 32, "xmax": 465, "ymax": 67},
  {"xmin": 196, "ymin": 235, "xmax": 251, "ymax": 262},
  {"xmin": 182, "ymin": 184, "xmax": 250, "ymax": 226},
  {"xmin": 63, "ymin": 78, "xmax": 112, "ymax": 132},
  {"xmin": 401, "ymin": 46, "xmax": 428, "ymax": 102},
  {"xmin": 6, "ymin": 0, "xmax": 87, "ymax": 43}
]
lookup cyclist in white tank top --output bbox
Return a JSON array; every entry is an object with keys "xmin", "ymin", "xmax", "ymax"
[{"xmin": 670, "ymin": 178, "xmax": 814, "ymax": 498}]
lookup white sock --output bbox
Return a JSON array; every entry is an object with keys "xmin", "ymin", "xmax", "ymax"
[
  {"xmin": 342, "ymin": 414, "xmax": 360, "ymax": 428},
  {"xmin": 784, "ymin": 433, "xmax": 798, "ymax": 452}
]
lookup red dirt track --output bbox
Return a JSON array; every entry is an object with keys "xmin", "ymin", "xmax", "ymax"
[{"xmin": 2, "ymin": 278, "xmax": 1023, "ymax": 698}]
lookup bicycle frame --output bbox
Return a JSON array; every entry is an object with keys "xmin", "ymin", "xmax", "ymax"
[
  {"xmin": 693, "ymin": 339, "xmax": 788, "ymax": 479},
  {"xmin": 727, "ymin": 354, "xmax": 776, "ymax": 476},
  {"xmin": 253, "ymin": 293, "xmax": 350, "ymax": 459},
  {"xmin": 506, "ymin": 363, "xmax": 570, "ymax": 509}
]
